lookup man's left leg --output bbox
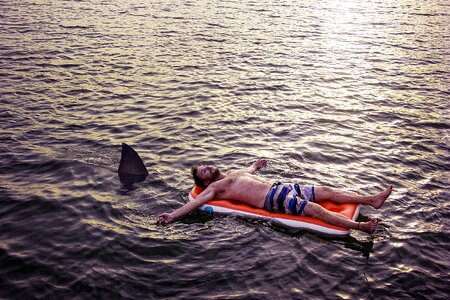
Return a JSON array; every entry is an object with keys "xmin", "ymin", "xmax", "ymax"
[{"xmin": 314, "ymin": 185, "xmax": 392, "ymax": 209}]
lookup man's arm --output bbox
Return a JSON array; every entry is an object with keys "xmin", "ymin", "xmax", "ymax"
[
  {"xmin": 158, "ymin": 185, "xmax": 218, "ymax": 224},
  {"xmin": 245, "ymin": 158, "xmax": 268, "ymax": 174}
]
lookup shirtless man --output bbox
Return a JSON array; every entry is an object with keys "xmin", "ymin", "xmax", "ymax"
[{"xmin": 158, "ymin": 159, "xmax": 392, "ymax": 233}]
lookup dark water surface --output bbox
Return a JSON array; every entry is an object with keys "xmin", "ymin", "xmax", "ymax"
[{"xmin": 1, "ymin": 0, "xmax": 449, "ymax": 299}]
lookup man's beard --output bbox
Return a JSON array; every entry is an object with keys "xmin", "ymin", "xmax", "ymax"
[{"xmin": 209, "ymin": 166, "xmax": 220, "ymax": 183}]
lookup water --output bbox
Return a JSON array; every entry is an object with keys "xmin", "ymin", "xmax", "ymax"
[{"xmin": 1, "ymin": 0, "xmax": 449, "ymax": 298}]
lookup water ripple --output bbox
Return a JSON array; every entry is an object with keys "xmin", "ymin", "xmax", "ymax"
[{"xmin": 1, "ymin": 0, "xmax": 449, "ymax": 298}]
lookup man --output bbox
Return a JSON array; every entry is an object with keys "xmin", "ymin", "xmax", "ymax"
[{"xmin": 158, "ymin": 159, "xmax": 392, "ymax": 233}]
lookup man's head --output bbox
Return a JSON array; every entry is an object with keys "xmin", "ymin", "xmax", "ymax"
[{"xmin": 191, "ymin": 165, "xmax": 221, "ymax": 188}]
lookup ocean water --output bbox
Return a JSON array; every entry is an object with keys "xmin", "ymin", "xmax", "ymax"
[{"xmin": 0, "ymin": 0, "xmax": 449, "ymax": 299}]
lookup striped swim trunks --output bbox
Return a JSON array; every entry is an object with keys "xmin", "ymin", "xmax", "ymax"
[{"xmin": 263, "ymin": 182, "xmax": 316, "ymax": 215}]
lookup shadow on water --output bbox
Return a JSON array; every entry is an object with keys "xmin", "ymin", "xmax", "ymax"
[
  {"xmin": 182, "ymin": 210, "xmax": 375, "ymax": 258},
  {"xmin": 266, "ymin": 221, "xmax": 375, "ymax": 259},
  {"xmin": 180, "ymin": 210, "xmax": 215, "ymax": 225}
]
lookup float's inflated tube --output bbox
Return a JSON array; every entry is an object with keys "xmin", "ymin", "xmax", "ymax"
[{"xmin": 189, "ymin": 186, "xmax": 360, "ymax": 236}]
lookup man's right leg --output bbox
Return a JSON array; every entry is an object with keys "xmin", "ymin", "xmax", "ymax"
[{"xmin": 303, "ymin": 201, "xmax": 378, "ymax": 233}]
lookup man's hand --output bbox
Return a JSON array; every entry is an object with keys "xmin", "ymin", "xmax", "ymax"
[
  {"xmin": 157, "ymin": 187, "xmax": 217, "ymax": 225},
  {"xmin": 246, "ymin": 158, "xmax": 268, "ymax": 173},
  {"xmin": 158, "ymin": 212, "xmax": 175, "ymax": 225},
  {"xmin": 253, "ymin": 158, "xmax": 268, "ymax": 170}
]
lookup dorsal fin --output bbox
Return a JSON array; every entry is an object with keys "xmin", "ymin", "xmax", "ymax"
[{"xmin": 118, "ymin": 143, "xmax": 149, "ymax": 176}]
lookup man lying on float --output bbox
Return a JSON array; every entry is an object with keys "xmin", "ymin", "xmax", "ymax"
[{"xmin": 158, "ymin": 158, "xmax": 392, "ymax": 233}]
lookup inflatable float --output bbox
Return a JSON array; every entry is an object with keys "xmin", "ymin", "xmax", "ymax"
[{"xmin": 189, "ymin": 186, "xmax": 360, "ymax": 236}]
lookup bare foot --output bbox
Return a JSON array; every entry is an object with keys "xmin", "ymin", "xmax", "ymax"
[
  {"xmin": 372, "ymin": 185, "xmax": 393, "ymax": 209},
  {"xmin": 358, "ymin": 218, "xmax": 378, "ymax": 234}
]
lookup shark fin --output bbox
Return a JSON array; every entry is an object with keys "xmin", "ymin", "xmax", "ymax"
[{"xmin": 118, "ymin": 143, "xmax": 148, "ymax": 186}]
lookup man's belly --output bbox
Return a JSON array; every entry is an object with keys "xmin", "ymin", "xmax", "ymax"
[{"xmin": 221, "ymin": 182, "xmax": 272, "ymax": 208}]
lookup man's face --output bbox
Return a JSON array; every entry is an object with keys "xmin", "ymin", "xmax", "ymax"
[{"xmin": 196, "ymin": 165, "xmax": 219, "ymax": 185}]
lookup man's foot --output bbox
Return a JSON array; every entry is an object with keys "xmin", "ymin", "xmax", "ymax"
[
  {"xmin": 358, "ymin": 218, "xmax": 378, "ymax": 234},
  {"xmin": 372, "ymin": 185, "xmax": 393, "ymax": 209}
]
